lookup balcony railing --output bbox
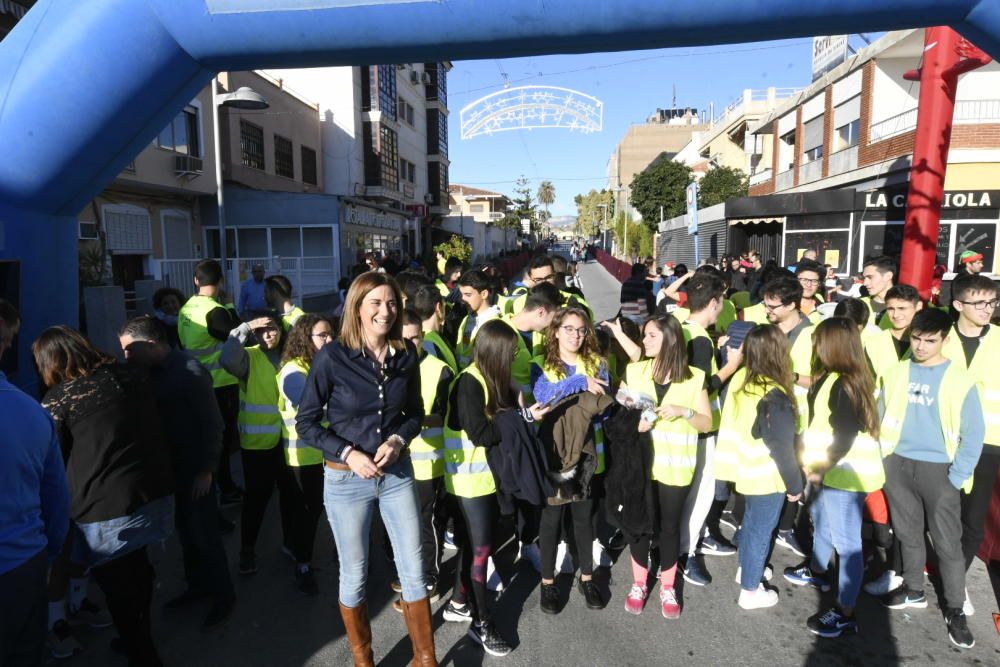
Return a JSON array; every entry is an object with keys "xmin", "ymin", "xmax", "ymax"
[
  {"xmin": 775, "ymin": 168, "xmax": 795, "ymax": 191},
  {"xmin": 870, "ymin": 99, "xmax": 1000, "ymax": 143},
  {"xmin": 828, "ymin": 145, "xmax": 859, "ymax": 176},
  {"xmin": 799, "ymin": 159, "xmax": 823, "ymax": 185},
  {"xmin": 749, "ymin": 169, "xmax": 773, "ymax": 186}
]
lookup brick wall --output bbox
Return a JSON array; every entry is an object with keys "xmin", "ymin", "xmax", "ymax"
[
  {"xmin": 859, "ymin": 61, "xmax": 875, "ymax": 148},
  {"xmin": 748, "ymin": 180, "xmax": 776, "ymax": 196}
]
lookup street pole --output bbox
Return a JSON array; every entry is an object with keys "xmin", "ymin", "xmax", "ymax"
[{"xmin": 212, "ymin": 76, "xmax": 228, "ymax": 283}]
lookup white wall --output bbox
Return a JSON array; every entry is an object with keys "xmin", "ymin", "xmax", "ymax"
[
  {"xmin": 956, "ymin": 62, "xmax": 1000, "ymax": 100},
  {"xmin": 871, "ymin": 58, "xmax": 919, "ymax": 125}
]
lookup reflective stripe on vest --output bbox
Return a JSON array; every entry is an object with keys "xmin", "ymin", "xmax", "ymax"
[
  {"xmin": 277, "ymin": 359, "xmax": 324, "ymax": 466},
  {"xmin": 880, "ymin": 360, "xmax": 978, "ymax": 493},
  {"xmin": 178, "ymin": 295, "xmax": 238, "ymax": 387},
  {"xmin": 411, "ymin": 355, "xmax": 449, "ymax": 480},
  {"xmin": 801, "ymin": 373, "xmax": 885, "ymax": 492},
  {"xmin": 237, "ymin": 347, "xmax": 281, "ymax": 450},
  {"xmin": 442, "ymin": 365, "xmax": 496, "ymax": 497},
  {"xmin": 623, "ymin": 359, "xmax": 704, "ymax": 486},
  {"xmin": 715, "ymin": 368, "xmax": 789, "ymax": 495}
]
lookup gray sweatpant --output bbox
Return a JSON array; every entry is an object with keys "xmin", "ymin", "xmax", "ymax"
[{"xmin": 882, "ymin": 454, "xmax": 966, "ymax": 609}]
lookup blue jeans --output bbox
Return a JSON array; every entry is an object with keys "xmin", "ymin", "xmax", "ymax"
[
  {"xmin": 323, "ymin": 458, "xmax": 425, "ymax": 607},
  {"xmin": 738, "ymin": 493, "xmax": 785, "ymax": 591},
  {"xmin": 810, "ymin": 486, "xmax": 866, "ymax": 608},
  {"xmin": 73, "ymin": 495, "xmax": 174, "ymax": 569}
]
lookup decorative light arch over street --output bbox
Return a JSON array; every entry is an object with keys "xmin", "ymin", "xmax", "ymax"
[{"xmin": 460, "ymin": 86, "xmax": 603, "ymax": 140}]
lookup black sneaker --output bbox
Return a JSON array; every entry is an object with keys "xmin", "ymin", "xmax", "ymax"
[
  {"xmin": 426, "ymin": 575, "xmax": 441, "ymax": 604},
  {"xmin": 882, "ymin": 587, "xmax": 927, "ymax": 610},
  {"xmin": 468, "ymin": 620, "xmax": 512, "ymax": 657},
  {"xmin": 296, "ymin": 567, "xmax": 318, "ymax": 596},
  {"xmin": 807, "ymin": 607, "xmax": 858, "ymax": 638},
  {"xmin": 775, "ymin": 530, "xmax": 807, "ymax": 558},
  {"xmin": 681, "ymin": 555, "xmax": 711, "ymax": 586},
  {"xmin": 577, "ymin": 577, "xmax": 605, "ymax": 610},
  {"xmin": 608, "ymin": 530, "xmax": 627, "ymax": 551},
  {"xmin": 201, "ymin": 596, "xmax": 235, "ymax": 632},
  {"xmin": 539, "ymin": 582, "xmax": 561, "ymax": 614},
  {"xmin": 442, "ymin": 600, "xmax": 472, "ymax": 623},
  {"xmin": 945, "ymin": 608, "xmax": 975, "ymax": 649},
  {"xmin": 699, "ymin": 533, "xmax": 737, "ymax": 556},
  {"xmin": 783, "ymin": 564, "xmax": 832, "ymax": 592},
  {"xmin": 238, "ymin": 549, "xmax": 257, "ymax": 576},
  {"xmin": 719, "ymin": 510, "xmax": 739, "ymax": 532},
  {"xmin": 219, "ymin": 488, "xmax": 244, "ymax": 507}
]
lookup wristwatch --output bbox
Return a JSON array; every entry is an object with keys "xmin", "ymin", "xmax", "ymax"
[
  {"xmin": 683, "ymin": 407, "xmax": 694, "ymax": 420},
  {"xmin": 388, "ymin": 434, "xmax": 407, "ymax": 449}
]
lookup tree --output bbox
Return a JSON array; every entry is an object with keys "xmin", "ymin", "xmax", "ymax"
[
  {"xmin": 629, "ymin": 154, "xmax": 692, "ymax": 230},
  {"xmin": 698, "ymin": 165, "xmax": 749, "ymax": 208},
  {"xmin": 573, "ymin": 189, "xmax": 614, "ymax": 238},
  {"xmin": 511, "ymin": 175, "xmax": 537, "ymax": 233},
  {"xmin": 434, "ymin": 235, "xmax": 473, "ymax": 264},
  {"xmin": 537, "ymin": 180, "xmax": 555, "ymax": 234}
]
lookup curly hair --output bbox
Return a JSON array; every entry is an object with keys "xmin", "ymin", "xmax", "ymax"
[
  {"xmin": 542, "ymin": 307, "xmax": 601, "ymax": 379},
  {"xmin": 280, "ymin": 314, "xmax": 335, "ymax": 367}
]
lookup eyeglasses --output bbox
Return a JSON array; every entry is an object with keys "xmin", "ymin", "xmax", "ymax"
[
  {"xmin": 798, "ymin": 278, "xmax": 821, "ymax": 286},
  {"xmin": 960, "ymin": 299, "xmax": 999, "ymax": 311},
  {"xmin": 560, "ymin": 325, "xmax": 588, "ymax": 337},
  {"xmin": 763, "ymin": 301, "xmax": 787, "ymax": 312},
  {"xmin": 311, "ymin": 332, "xmax": 333, "ymax": 341},
  {"xmin": 532, "ymin": 273, "xmax": 556, "ymax": 283}
]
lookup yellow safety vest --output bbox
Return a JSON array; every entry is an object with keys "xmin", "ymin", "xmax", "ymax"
[
  {"xmin": 622, "ymin": 359, "xmax": 705, "ymax": 487},
  {"xmin": 277, "ymin": 358, "xmax": 324, "ymax": 466},
  {"xmin": 506, "ymin": 290, "xmax": 594, "ymax": 321},
  {"xmin": 742, "ymin": 302, "xmax": 767, "ymax": 325},
  {"xmin": 498, "ymin": 315, "xmax": 541, "ymax": 402},
  {"xmin": 281, "ymin": 306, "xmax": 305, "ymax": 331},
  {"xmin": 537, "ymin": 356, "xmax": 607, "ymax": 475},
  {"xmin": 880, "ymin": 360, "xmax": 978, "ymax": 493},
  {"xmin": 422, "ymin": 329, "xmax": 458, "ymax": 373},
  {"xmin": 715, "ymin": 368, "xmax": 791, "ymax": 495},
  {"xmin": 717, "ymin": 299, "xmax": 737, "ymax": 334},
  {"xmin": 411, "ymin": 354, "xmax": 450, "ymax": 481},
  {"xmin": 942, "ymin": 325, "xmax": 1000, "ymax": 447},
  {"xmin": 237, "ymin": 346, "xmax": 282, "ymax": 450},
  {"xmin": 443, "ymin": 365, "xmax": 497, "ymax": 498},
  {"xmin": 863, "ymin": 328, "xmax": 909, "ymax": 383},
  {"xmin": 178, "ymin": 295, "xmax": 238, "ymax": 388},
  {"xmin": 860, "ymin": 296, "xmax": 893, "ymax": 330},
  {"xmin": 789, "ymin": 322, "xmax": 815, "ymax": 433},
  {"xmin": 802, "ymin": 373, "xmax": 885, "ymax": 492},
  {"xmin": 682, "ymin": 320, "xmax": 721, "ymax": 431},
  {"xmin": 456, "ymin": 309, "xmax": 500, "ymax": 369}
]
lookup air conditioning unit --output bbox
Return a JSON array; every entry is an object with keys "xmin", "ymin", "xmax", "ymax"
[
  {"xmin": 421, "ymin": 72, "xmax": 432, "ymax": 85},
  {"xmin": 174, "ymin": 155, "xmax": 203, "ymax": 176},
  {"xmin": 409, "ymin": 71, "xmax": 420, "ymax": 86}
]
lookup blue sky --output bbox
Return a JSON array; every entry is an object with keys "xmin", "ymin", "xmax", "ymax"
[{"xmin": 446, "ymin": 38, "xmax": 827, "ymax": 217}]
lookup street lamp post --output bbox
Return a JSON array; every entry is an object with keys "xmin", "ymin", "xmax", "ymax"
[
  {"xmin": 212, "ymin": 78, "xmax": 269, "ymax": 286},
  {"xmin": 597, "ymin": 203, "xmax": 608, "ymax": 252}
]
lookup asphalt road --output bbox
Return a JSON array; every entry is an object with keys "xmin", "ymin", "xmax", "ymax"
[{"xmin": 58, "ymin": 255, "xmax": 1000, "ymax": 667}]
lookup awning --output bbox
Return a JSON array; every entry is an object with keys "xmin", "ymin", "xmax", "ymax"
[{"xmin": 729, "ymin": 216, "xmax": 786, "ymax": 226}]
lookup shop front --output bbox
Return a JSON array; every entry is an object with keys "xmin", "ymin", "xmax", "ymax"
[{"xmin": 340, "ymin": 198, "xmax": 407, "ymax": 275}]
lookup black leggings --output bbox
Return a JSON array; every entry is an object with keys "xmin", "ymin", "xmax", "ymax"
[
  {"xmin": 288, "ymin": 464, "xmax": 325, "ymax": 564},
  {"xmin": 452, "ymin": 493, "xmax": 499, "ymax": 623},
  {"xmin": 240, "ymin": 446, "xmax": 296, "ymax": 553},
  {"xmin": 539, "ymin": 498, "xmax": 596, "ymax": 580},
  {"xmin": 215, "ymin": 385, "xmax": 240, "ymax": 494},
  {"xmin": 92, "ymin": 548, "xmax": 161, "ymax": 667},
  {"xmin": 628, "ymin": 482, "xmax": 690, "ymax": 573}
]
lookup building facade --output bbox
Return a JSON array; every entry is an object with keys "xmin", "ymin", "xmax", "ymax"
[{"xmin": 444, "ymin": 184, "xmax": 518, "ymax": 259}]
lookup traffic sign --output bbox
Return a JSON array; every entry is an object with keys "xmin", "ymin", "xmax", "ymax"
[{"xmin": 686, "ymin": 182, "xmax": 698, "ymax": 235}]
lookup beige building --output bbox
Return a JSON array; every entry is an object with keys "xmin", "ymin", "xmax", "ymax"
[
  {"xmin": 448, "ymin": 184, "xmax": 512, "ymax": 223},
  {"xmin": 606, "ymin": 108, "xmax": 706, "ymax": 217}
]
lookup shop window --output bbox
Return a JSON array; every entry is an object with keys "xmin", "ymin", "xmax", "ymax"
[{"xmin": 271, "ymin": 227, "xmax": 302, "ymax": 257}]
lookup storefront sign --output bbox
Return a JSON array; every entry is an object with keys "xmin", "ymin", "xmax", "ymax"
[
  {"xmin": 812, "ymin": 35, "xmax": 848, "ymax": 81},
  {"xmin": 861, "ymin": 190, "xmax": 997, "ymax": 210},
  {"xmin": 344, "ymin": 205, "xmax": 403, "ymax": 232}
]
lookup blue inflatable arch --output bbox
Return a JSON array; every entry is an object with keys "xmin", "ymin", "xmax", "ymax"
[{"xmin": 1, "ymin": 0, "xmax": 999, "ymax": 388}]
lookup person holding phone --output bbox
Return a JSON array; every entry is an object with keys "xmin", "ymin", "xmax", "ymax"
[
  {"xmin": 295, "ymin": 272, "xmax": 436, "ymax": 667},
  {"xmin": 531, "ymin": 307, "xmax": 610, "ymax": 614},
  {"xmin": 441, "ymin": 320, "xmax": 550, "ymax": 657},
  {"xmin": 619, "ymin": 316, "xmax": 712, "ymax": 620},
  {"xmin": 715, "ymin": 325, "xmax": 804, "ymax": 611}
]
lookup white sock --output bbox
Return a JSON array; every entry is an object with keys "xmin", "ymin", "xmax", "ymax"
[
  {"xmin": 49, "ymin": 600, "xmax": 67, "ymax": 630},
  {"xmin": 69, "ymin": 577, "xmax": 88, "ymax": 613}
]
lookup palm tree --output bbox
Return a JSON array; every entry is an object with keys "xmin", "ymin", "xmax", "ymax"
[{"xmin": 537, "ymin": 180, "xmax": 555, "ymax": 236}]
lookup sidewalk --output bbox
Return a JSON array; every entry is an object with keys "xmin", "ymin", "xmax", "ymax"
[{"xmin": 576, "ymin": 258, "xmax": 623, "ymax": 322}]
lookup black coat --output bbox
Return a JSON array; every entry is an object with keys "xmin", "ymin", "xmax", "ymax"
[
  {"xmin": 487, "ymin": 410, "xmax": 554, "ymax": 514},
  {"xmin": 602, "ymin": 405, "xmax": 655, "ymax": 539}
]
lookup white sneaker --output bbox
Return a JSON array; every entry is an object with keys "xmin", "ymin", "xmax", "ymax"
[
  {"xmin": 557, "ymin": 541, "xmax": 575, "ymax": 574},
  {"xmin": 593, "ymin": 539, "xmax": 614, "ymax": 568},
  {"xmin": 486, "ymin": 557, "xmax": 504, "ymax": 592},
  {"xmin": 738, "ymin": 584, "xmax": 779, "ymax": 610},
  {"xmin": 963, "ymin": 588, "xmax": 975, "ymax": 616},
  {"xmin": 519, "ymin": 542, "xmax": 542, "ymax": 573},
  {"xmin": 734, "ymin": 564, "xmax": 773, "ymax": 584},
  {"xmin": 863, "ymin": 570, "xmax": 904, "ymax": 596}
]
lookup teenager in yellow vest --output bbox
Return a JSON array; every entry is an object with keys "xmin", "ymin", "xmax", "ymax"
[
  {"xmin": 399, "ymin": 311, "xmax": 454, "ymax": 606},
  {"xmin": 502, "ymin": 282, "xmax": 561, "ymax": 401},
  {"xmin": 441, "ymin": 320, "xmax": 550, "ymax": 657},
  {"xmin": 715, "ymin": 325, "xmax": 803, "ymax": 611},
  {"xmin": 862, "ymin": 284, "xmax": 922, "ymax": 383},
  {"xmin": 219, "ymin": 312, "xmax": 296, "ymax": 578},
  {"xmin": 941, "ymin": 274, "xmax": 1000, "ymax": 607},
  {"xmin": 456, "ymin": 270, "xmax": 501, "ymax": 369},
  {"xmin": 860, "ymin": 255, "xmax": 896, "ymax": 330},
  {"xmin": 878, "ymin": 308, "xmax": 983, "ymax": 649},
  {"xmin": 620, "ymin": 315, "xmax": 712, "ymax": 620},
  {"xmin": 795, "ymin": 262, "xmax": 826, "ymax": 324},
  {"xmin": 677, "ymin": 271, "xmax": 745, "ymax": 587},
  {"xmin": 786, "ymin": 318, "xmax": 883, "ymax": 638},
  {"xmin": 276, "ymin": 314, "xmax": 335, "ymax": 595},
  {"xmin": 530, "ymin": 307, "xmax": 610, "ymax": 614},
  {"xmin": 410, "ymin": 283, "xmax": 458, "ymax": 372},
  {"xmin": 265, "ymin": 274, "xmax": 305, "ymax": 331}
]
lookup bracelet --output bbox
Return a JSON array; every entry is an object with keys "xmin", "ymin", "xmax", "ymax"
[
  {"xmin": 684, "ymin": 407, "xmax": 694, "ymax": 420},
  {"xmin": 340, "ymin": 445, "xmax": 354, "ymax": 460},
  {"xmin": 389, "ymin": 434, "xmax": 407, "ymax": 449}
]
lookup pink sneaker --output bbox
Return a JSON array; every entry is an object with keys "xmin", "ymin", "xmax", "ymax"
[
  {"xmin": 660, "ymin": 586, "xmax": 681, "ymax": 619},
  {"xmin": 624, "ymin": 583, "xmax": 648, "ymax": 615}
]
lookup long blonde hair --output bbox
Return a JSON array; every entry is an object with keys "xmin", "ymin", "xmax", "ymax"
[{"xmin": 338, "ymin": 271, "xmax": 404, "ymax": 351}]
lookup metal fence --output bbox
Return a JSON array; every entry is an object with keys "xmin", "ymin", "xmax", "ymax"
[{"xmin": 158, "ymin": 256, "xmax": 338, "ymax": 305}]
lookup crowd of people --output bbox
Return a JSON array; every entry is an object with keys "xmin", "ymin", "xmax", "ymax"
[{"xmin": 0, "ymin": 242, "xmax": 997, "ymax": 666}]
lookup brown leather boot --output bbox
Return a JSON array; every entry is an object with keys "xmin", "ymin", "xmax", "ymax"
[
  {"xmin": 400, "ymin": 596, "xmax": 438, "ymax": 667},
  {"xmin": 339, "ymin": 602, "xmax": 375, "ymax": 667}
]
